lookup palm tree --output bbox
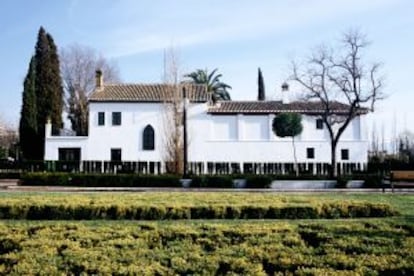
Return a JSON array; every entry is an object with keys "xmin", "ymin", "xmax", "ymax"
[{"xmin": 185, "ymin": 68, "xmax": 231, "ymax": 101}]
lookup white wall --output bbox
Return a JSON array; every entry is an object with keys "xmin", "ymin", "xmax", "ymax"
[{"xmin": 45, "ymin": 101, "xmax": 368, "ymax": 166}]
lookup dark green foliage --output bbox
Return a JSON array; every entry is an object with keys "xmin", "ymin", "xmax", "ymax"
[
  {"xmin": 20, "ymin": 173, "xmax": 181, "ymax": 187},
  {"xmin": 257, "ymin": 67, "xmax": 265, "ymax": 101},
  {"xmin": 19, "ymin": 27, "xmax": 64, "ymax": 160},
  {"xmin": 272, "ymin": 112, "xmax": 303, "ymax": 138},
  {"xmin": 245, "ymin": 175, "xmax": 272, "ymax": 188},
  {"xmin": 189, "ymin": 175, "xmax": 233, "ymax": 188},
  {"xmin": 185, "ymin": 68, "xmax": 231, "ymax": 101},
  {"xmin": 19, "ymin": 57, "xmax": 38, "ymax": 160}
]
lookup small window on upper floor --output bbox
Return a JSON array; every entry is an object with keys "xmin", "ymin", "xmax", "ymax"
[
  {"xmin": 98, "ymin": 112, "xmax": 105, "ymax": 126},
  {"xmin": 112, "ymin": 112, "xmax": 122, "ymax": 126},
  {"xmin": 143, "ymin": 125, "xmax": 155, "ymax": 150},
  {"xmin": 341, "ymin": 149, "xmax": 349, "ymax": 160},
  {"xmin": 307, "ymin": 148, "xmax": 315, "ymax": 159},
  {"xmin": 316, "ymin": 119, "xmax": 324, "ymax": 129}
]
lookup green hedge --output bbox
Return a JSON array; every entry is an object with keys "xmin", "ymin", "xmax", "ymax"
[
  {"xmin": 0, "ymin": 202, "xmax": 396, "ymax": 220},
  {"xmin": 0, "ymin": 172, "xmax": 21, "ymax": 179},
  {"xmin": 244, "ymin": 175, "xmax": 272, "ymax": 188},
  {"xmin": 189, "ymin": 175, "xmax": 233, "ymax": 188},
  {"xmin": 20, "ymin": 173, "xmax": 181, "ymax": 187}
]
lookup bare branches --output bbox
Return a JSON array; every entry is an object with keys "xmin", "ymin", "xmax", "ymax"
[
  {"xmin": 291, "ymin": 29, "xmax": 384, "ymax": 176},
  {"xmin": 60, "ymin": 44, "xmax": 120, "ymax": 135}
]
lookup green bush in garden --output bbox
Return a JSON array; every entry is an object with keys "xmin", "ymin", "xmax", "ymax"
[
  {"xmin": 245, "ymin": 175, "xmax": 272, "ymax": 188},
  {"xmin": 0, "ymin": 221, "xmax": 412, "ymax": 275},
  {"xmin": 20, "ymin": 173, "xmax": 181, "ymax": 187}
]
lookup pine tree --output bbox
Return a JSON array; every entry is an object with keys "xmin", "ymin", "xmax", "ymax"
[
  {"xmin": 19, "ymin": 57, "xmax": 38, "ymax": 160},
  {"xmin": 257, "ymin": 67, "xmax": 265, "ymax": 101}
]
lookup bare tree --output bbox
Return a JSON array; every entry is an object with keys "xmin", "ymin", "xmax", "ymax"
[
  {"xmin": 292, "ymin": 30, "xmax": 384, "ymax": 177},
  {"xmin": 161, "ymin": 47, "xmax": 185, "ymax": 175},
  {"xmin": 0, "ymin": 116, "xmax": 18, "ymax": 160},
  {"xmin": 60, "ymin": 44, "xmax": 120, "ymax": 135}
]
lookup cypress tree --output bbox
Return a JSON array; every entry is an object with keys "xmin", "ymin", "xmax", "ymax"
[
  {"xmin": 19, "ymin": 57, "xmax": 38, "ymax": 160},
  {"xmin": 19, "ymin": 27, "xmax": 64, "ymax": 160},
  {"xmin": 257, "ymin": 67, "xmax": 265, "ymax": 101},
  {"xmin": 46, "ymin": 33, "xmax": 64, "ymax": 133}
]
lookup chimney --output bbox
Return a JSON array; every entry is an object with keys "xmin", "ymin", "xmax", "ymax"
[
  {"xmin": 281, "ymin": 82, "xmax": 289, "ymax": 104},
  {"xmin": 95, "ymin": 69, "xmax": 103, "ymax": 90}
]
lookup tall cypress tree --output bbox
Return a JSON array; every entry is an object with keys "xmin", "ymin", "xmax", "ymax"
[
  {"xmin": 19, "ymin": 26, "xmax": 64, "ymax": 160},
  {"xmin": 19, "ymin": 57, "xmax": 38, "ymax": 160},
  {"xmin": 257, "ymin": 67, "xmax": 265, "ymax": 101},
  {"xmin": 46, "ymin": 33, "xmax": 64, "ymax": 133}
]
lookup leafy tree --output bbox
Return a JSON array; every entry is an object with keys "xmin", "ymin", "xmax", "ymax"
[
  {"xmin": 292, "ymin": 30, "xmax": 384, "ymax": 177},
  {"xmin": 60, "ymin": 44, "xmax": 120, "ymax": 135},
  {"xmin": 19, "ymin": 57, "xmax": 38, "ymax": 160},
  {"xmin": 257, "ymin": 67, "xmax": 265, "ymax": 101},
  {"xmin": 272, "ymin": 113, "xmax": 303, "ymax": 175},
  {"xmin": 185, "ymin": 68, "xmax": 231, "ymax": 101}
]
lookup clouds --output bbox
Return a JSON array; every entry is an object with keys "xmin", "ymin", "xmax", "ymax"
[{"xmin": 64, "ymin": 0, "xmax": 399, "ymax": 58}]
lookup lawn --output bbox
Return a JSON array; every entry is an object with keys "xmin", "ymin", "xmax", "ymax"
[{"xmin": 0, "ymin": 192, "xmax": 412, "ymax": 275}]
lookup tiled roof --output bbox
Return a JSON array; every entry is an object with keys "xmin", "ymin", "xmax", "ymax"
[
  {"xmin": 208, "ymin": 101, "xmax": 368, "ymax": 115},
  {"xmin": 89, "ymin": 84, "xmax": 209, "ymax": 102}
]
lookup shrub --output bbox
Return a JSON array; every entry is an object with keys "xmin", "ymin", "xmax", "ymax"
[
  {"xmin": 189, "ymin": 176, "xmax": 233, "ymax": 188},
  {"xmin": 20, "ymin": 173, "xmax": 181, "ymax": 187},
  {"xmin": 244, "ymin": 175, "xmax": 272, "ymax": 188}
]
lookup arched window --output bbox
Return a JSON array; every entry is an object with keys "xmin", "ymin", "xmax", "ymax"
[{"xmin": 143, "ymin": 125, "xmax": 155, "ymax": 150}]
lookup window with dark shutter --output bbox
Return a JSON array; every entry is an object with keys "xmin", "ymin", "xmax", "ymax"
[
  {"xmin": 98, "ymin": 112, "xmax": 105, "ymax": 126},
  {"xmin": 143, "ymin": 125, "xmax": 155, "ymax": 150},
  {"xmin": 316, "ymin": 119, "xmax": 324, "ymax": 129},
  {"xmin": 111, "ymin": 148, "xmax": 122, "ymax": 161},
  {"xmin": 306, "ymin": 148, "xmax": 315, "ymax": 159},
  {"xmin": 112, "ymin": 112, "xmax": 121, "ymax": 126},
  {"xmin": 341, "ymin": 149, "xmax": 349, "ymax": 160}
]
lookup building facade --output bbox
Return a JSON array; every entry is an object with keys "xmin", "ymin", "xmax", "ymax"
[{"xmin": 44, "ymin": 74, "xmax": 368, "ymax": 174}]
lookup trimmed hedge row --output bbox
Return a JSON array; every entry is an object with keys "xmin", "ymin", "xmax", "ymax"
[
  {"xmin": 20, "ymin": 173, "xmax": 181, "ymax": 187},
  {"xmin": 20, "ymin": 172, "xmax": 383, "ymax": 188},
  {"xmin": 0, "ymin": 202, "xmax": 397, "ymax": 220}
]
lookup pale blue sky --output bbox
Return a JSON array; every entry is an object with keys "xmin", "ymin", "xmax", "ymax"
[{"xmin": 0, "ymin": 0, "xmax": 413, "ymax": 143}]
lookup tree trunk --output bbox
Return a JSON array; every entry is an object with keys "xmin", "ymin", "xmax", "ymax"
[
  {"xmin": 292, "ymin": 136, "xmax": 298, "ymax": 176},
  {"xmin": 330, "ymin": 140, "xmax": 338, "ymax": 178}
]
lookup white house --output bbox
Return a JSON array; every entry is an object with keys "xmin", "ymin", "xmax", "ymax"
[{"xmin": 44, "ymin": 72, "xmax": 369, "ymax": 174}]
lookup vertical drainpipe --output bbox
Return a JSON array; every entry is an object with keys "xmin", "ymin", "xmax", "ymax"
[{"xmin": 183, "ymin": 87, "xmax": 189, "ymax": 177}]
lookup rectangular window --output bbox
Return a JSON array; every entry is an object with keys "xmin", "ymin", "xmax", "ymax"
[
  {"xmin": 111, "ymin": 148, "xmax": 122, "ymax": 161},
  {"xmin": 316, "ymin": 119, "xmax": 324, "ymax": 129},
  {"xmin": 306, "ymin": 148, "xmax": 315, "ymax": 159},
  {"xmin": 341, "ymin": 149, "xmax": 349, "ymax": 160},
  {"xmin": 98, "ymin": 112, "xmax": 105, "ymax": 126},
  {"xmin": 58, "ymin": 148, "xmax": 81, "ymax": 161},
  {"xmin": 112, "ymin": 112, "xmax": 122, "ymax": 126}
]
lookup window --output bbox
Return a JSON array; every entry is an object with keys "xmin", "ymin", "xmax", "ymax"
[
  {"xmin": 58, "ymin": 148, "xmax": 81, "ymax": 161},
  {"xmin": 111, "ymin": 148, "xmax": 122, "ymax": 161},
  {"xmin": 341, "ymin": 149, "xmax": 349, "ymax": 160},
  {"xmin": 316, "ymin": 119, "xmax": 324, "ymax": 129},
  {"xmin": 112, "ymin": 112, "xmax": 122, "ymax": 126},
  {"xmin": 306, "ymin": 148, "xmax": 315, "ymax": 159},
  {"xmin": 143, "ymin": 125, "xmax": 155, "ymax": 150},
  {"xmin": 98, "ymin": 112, "xmax": 105, "ymax": 126}
]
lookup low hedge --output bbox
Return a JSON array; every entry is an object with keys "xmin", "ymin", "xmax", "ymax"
[
  {"xmin": 0, "ymin": 202, "xmax": 397, "ymax": 220},
  {"xmin": 189, "ymin": 175, "xmax": 233, "ymax": 188},
  {"xmin": 0, "ymin": 172, "xmax": 21, "ymax": 179},
  {"xmin": 20, "ymin": 173, "xmax": 181, "ymax": 187},
  {"xmin": 245, "ymin": 175, "xmax": 272, "ymax": 188}
]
